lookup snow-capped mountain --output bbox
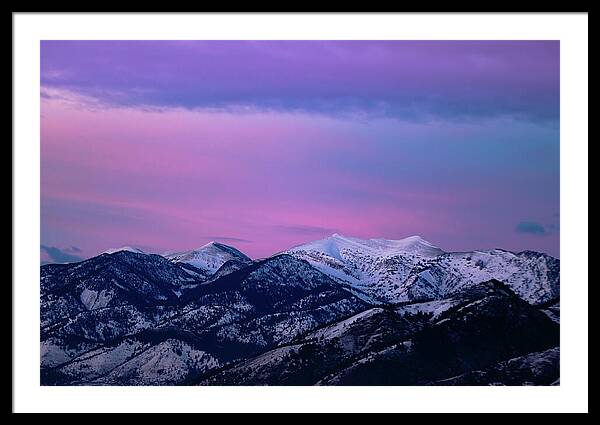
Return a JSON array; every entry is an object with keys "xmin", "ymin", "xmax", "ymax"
[
  {"xmin": 400, "ymin": 249, "xmax": 559, "ymax": 305},
  {"xmin": 40, "ymin": 251, "xmax": 205, "ymax": 328},
  {"xmin": 103, "ymin": 246, "xmax": 145, "ymax": 254},
  {"xmin": 288, "ymin": 233, "xmax": 444, "ymax": 259},
  {"xmin": 40, "ymin": 232, "xmax": 560, "ymax": 386},
  {"xmin": 40, "ymin": 251, "xmax": 365, "ymax": 385},
  {"xmin": 165, "ymin": 242, "xmax": 251, "ymax": 277},
  {"xmin": 286, "ymin": 234, "xmax": 559, "ymax": 305},
  {"xmin": 202, "ymin": 280, "xmax": 559, "ymax": 386}
]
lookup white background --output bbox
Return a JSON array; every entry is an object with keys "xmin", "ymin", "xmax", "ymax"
[{"xmin": 13, "ymin": 12, "xmax": 588, "ymax": 413}]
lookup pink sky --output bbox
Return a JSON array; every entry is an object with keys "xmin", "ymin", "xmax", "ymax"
[{"xmin": 40, "ymin": 41, "xmax": 560, "ymax": 261}]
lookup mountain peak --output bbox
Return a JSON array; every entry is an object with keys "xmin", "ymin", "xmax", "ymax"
[
  {"xmin": 329, "ymin": 233, "xmax": 357, "ymax": 241},
  {"xmin": 196, "ymin": 241, "xmax": 218, "ymax": 250},
  {"xmin": 287, "ymin": 233, "xmax": 444, "ymax": 263},
  {"xmin": 329, "ymin": 233, "xmax": 432, "ymax": 247},
  {"xmin": 404, "ymin": 235, "xmax": 426, "ymax": 241},
  {"xmin": 165, "ymin": 241, "xmax": 250, "ymax": 273},
  {"xmin": 103, "ymin": 246, "xmax": 145, "ymax": 255}
]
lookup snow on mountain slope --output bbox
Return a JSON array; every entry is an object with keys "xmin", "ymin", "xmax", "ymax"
[
  {"xmin": 202, "ymin": 306, "xmax": 425, "ymax": 386},
  {"xmin": 40, "ymin": 251, "xmax": 205, "ymax": 332},
  {"xmin": 48, "ymin": 330, "xmax": 221, "ymax": 386},
  {"xmin": 305, "ymin": 308, "xmax": 385, "ymax": 341},
  {"xmin": 286, "ymin": 234, "xmax": 559, "ymax": 305},
  {"xmin": 316, "ymin": 292, "xmax": 559, "ymax": 386},
  {"xmin": 165, "ymin": 241, "xmax": 251, "ymax": 275},
  {"xmin": 179, "ymin": 254, "xmax": 368, "ymax": 354},
  {"xmin": 286, "ymin": 234, "xmax": 445, "ymax": 304},
  {"xmin": 92, "ymin": 339, "xmax": 220, "ymax": 385},
  {"xmin": 395, "ymin": 299, "xmax": 461, "ymax": 320},
  {"xmin": 203, "ymin": 280, "xmax": 558, "ymax": 386},
  {"xmin": 289, "ymin": 234, "xmax": 443, "ymax": 260},
  {"xmin": 103, "ymin": 246, "xmax": 145, "ymax": 254},
  {"xmin": 404, "ymin": 249, "xmax": 559, "ymax": 305},
  {"xmin": 40, "ymin": 231, "xmax": 560, "ymax": 386}
]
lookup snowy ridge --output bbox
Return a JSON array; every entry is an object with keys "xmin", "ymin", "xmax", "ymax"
[
  {"xmin": 40, "ymin": 235, "xmax": 560, "ymax": 386},
  {"xmin": 165, "ymin": 241, "xmax": 251, "ymax": 274},
  {"xmin": 40, "ymin": 251, "xmax": 366, "ymax": 385},
  {"xmin": 405, "ymin": 249, "xmax": 559, "ymax": 305},
  {"xmin": 286, "ymin": 234, "xmax": 445, "ymax": 304},
  {"xmin": 103, "ymin": 246, "xmax": 145, "ymax": 255},
  {"xmin": 286, "ymin": 234, "xmax": 559, "ymax": 305},
  {"xmin": 306, "ymin": 308, "xmax": 384, "ymax": 340},
  {"xmin": 288, "ymin": 233, "xmax": 443, "ymax": 259}
]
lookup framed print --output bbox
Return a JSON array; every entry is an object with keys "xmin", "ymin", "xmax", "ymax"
[{"xmin": 13, "ymin": 12, "xmax": 588, "ymax": 413}]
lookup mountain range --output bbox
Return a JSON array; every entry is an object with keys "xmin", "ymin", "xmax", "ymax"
[{"xmin": 40, "ymin": 234, "xmax": 560, "ymax": 386}]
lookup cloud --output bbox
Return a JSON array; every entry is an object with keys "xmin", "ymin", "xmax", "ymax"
[
  {"xmin": 204, "ymin": 236, "xmax": 252, "ymax": 244},
  {"xmin": 40, "ymin": 40, "xmax": 559, "ymax": 123},
  {"xmin": 40, "ymin": 245, "xmax": 83, "ymax": 264},
  {"xmin": 515, "ymin": 222, "xmax": 547, "ymax": 236},
  {"xmin": 275, "ymin": 224, "xmax": 338, "ymax": 236}
]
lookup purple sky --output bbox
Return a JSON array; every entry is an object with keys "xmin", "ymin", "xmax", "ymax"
[{"xmin": 40, "ymin": 41, "xmax": 560, "ymax": 261}]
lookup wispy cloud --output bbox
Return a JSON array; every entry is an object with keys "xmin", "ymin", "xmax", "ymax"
[
  {"xmin": 515, "ymin": 221, "xmax": 548, "ymax": 236},
  {"xmin": 275, "ymin": 224, "xmax": 338, "ymax": 236},
  {"xmin": 40, "ymin": 245, "xmax": 83, "ymax": 264},
  {"xmin": 204, "ymin": 236, "xmax": 253, "ymax": 244}
]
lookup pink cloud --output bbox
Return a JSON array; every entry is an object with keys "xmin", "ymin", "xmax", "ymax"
[{"xmin": 41, "ymin": 93, "xmax": 559, "ymax": 259}]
